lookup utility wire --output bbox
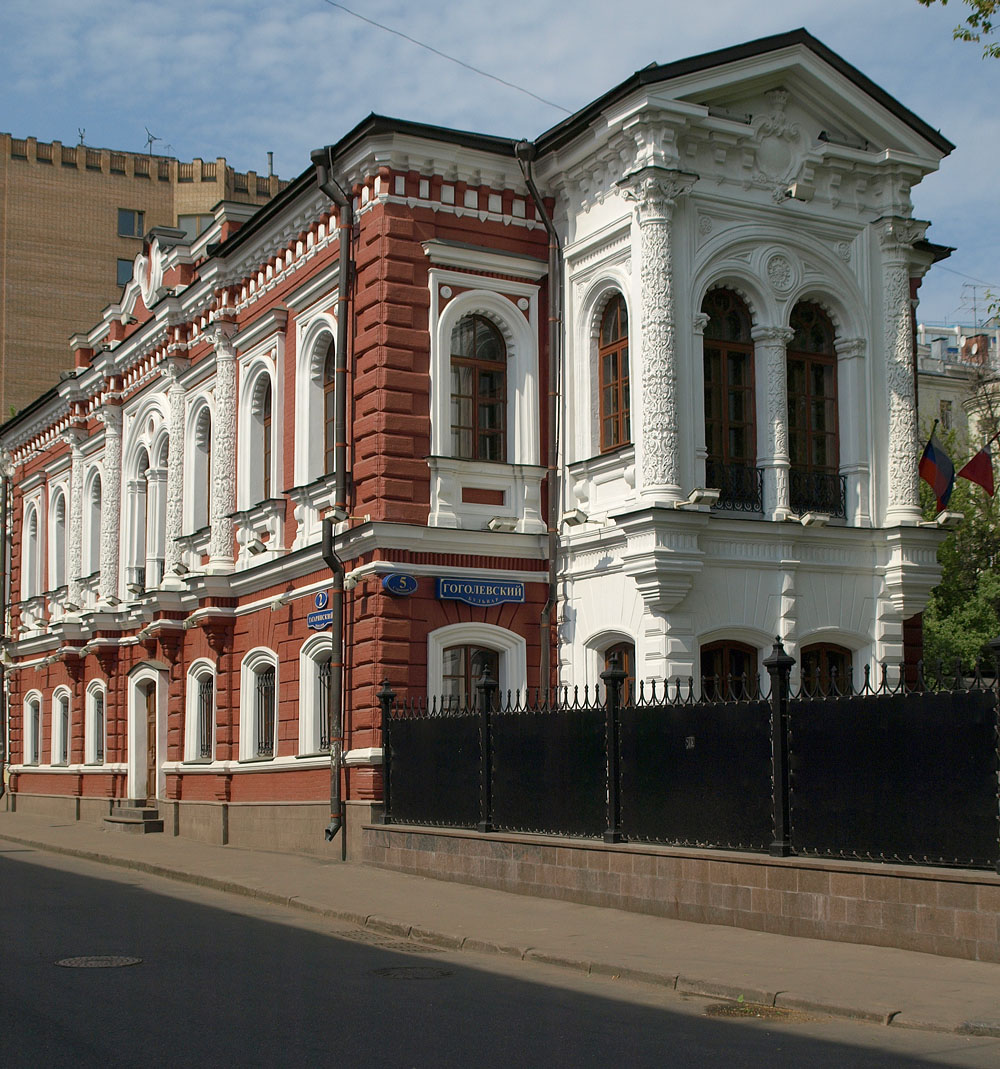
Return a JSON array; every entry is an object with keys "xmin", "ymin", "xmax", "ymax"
[{"xmin": 318, "ymin": 0, "xmax": 571, "ymax": 114}]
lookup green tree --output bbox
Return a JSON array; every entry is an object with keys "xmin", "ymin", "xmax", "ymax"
[
  {"xmin": 921, "ymin": 375, "xmax": 1000, "ymax": 669},
  {"xmin": 917, "ymin": 0, "xmax": 1000, "ymax": 57}
]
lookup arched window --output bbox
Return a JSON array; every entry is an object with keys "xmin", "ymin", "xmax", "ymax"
[
  {"xmin": 127, "ymin": 448, "xmax": 150, "ymax": 593},
  {"xmin": 240, "ymin": 649, "xmax": 278, "ymax": 760},
  {"xmin": 800, "ymin": 642, "xmax": 853, "ymax": 696},
  {"xmin": 323, "ymin": 341, "xmax": 337, "ymax": 475},
  {"xmin": 50, "ymin": 491, "xmax": 67, "ymax": 590},
  {"xmin": 299, "ymin": 636, "xmax": 332, "ymax": 754},
  {"xmin": 599, "ymin": 295, "xmax": 630, "ymax": 452},
  {"xmin": 24, "ymin": 694, "xmax": 41, "ymax": 765},
  {"xmin": 450, "ymin": 314, "xmax": 507, "ymax": 462},
  {"xmin": 83, "ymin": 474, "xmax": 102, "ymax": 576},
  {"xmin": 22, "ymin": 506, "xmax": 39, "ymax": 600},
  {"xmin": 603, "ymin": 640, "xmax": 636, "ymax": 701},
  {"xmin": 52, "ymin": 687, "xmax": 71, "ymax": 765},
  {"xmin": 192, "ymin": 408, "xmax": 212, "ymax": 531},
  {"xmin": 261, "ymin": 379, "xmax": 273, "ymax": 499},
  {"xmin": 86, "ymin": 683, "xmax": 106, "ymax": 764},
  {"xmin": 185, "ymin": 662, "xmax": 216, "ymax": 761},
  {"xmin": 702, "ymin": 289, "xmax": 758, "ymax": 510},
  {"xmin": 442, "ymin": 644, "xmax": 500, "ymax": 709},
  {"xmin": 787, "ymin": 303, "xmax": 843, "ymax": 516},
  {"xmin": 700, "ymin": 640, "xmax": 759, "ymax": 700}
]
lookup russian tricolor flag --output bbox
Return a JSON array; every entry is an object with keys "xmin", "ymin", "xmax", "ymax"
[{"xmin": 919, "ymin": 432, "xmax": 955, "ymax": 513}]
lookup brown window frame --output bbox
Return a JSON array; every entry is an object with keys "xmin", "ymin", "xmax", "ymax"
[
  {"xmin": 598, "ymin": 295, "xmax": 630, "ymax": 453},
  {"xmin": 702, "ymin": 289, "xmax": 756, "ymax": 469},
  {"xmin": 442, "ymin": 644, "xmax": 500, "ymax": 709},
  {"xmin": 800, "ymin": 642, "xmax": 853, "ymax": 695},
  {"xmin": 450, "ymin": 315, "xmax": 507, "ymax": 463},
  {"xmin": 700, "ymin": 640, "xmax": 759, "ymax": 700},
  {"xmin": 787, "ymin": 303, "xmax": 839, "ymax": 475},
  {"xmin": 603, "ymin": 640, "xmax": 636, "ymax": 701}
]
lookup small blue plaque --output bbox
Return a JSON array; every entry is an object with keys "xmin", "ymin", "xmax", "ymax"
[
  {"xmin": 314, "ymin": 591, "xmax": 329, "ymax": 610},
  {"xmin": 436, "ymin": 577, "xmax": 525, "ymax": 607},
  {"xmin": 306, "ymin": 609, "xmax": 333, "ymax": 631},
  {"xmin": 382, "ymin": 574, "xmax": 418, "ymax": 596}
]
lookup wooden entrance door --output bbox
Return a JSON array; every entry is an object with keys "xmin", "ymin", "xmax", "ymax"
[{"xmin": 145, "ymin": 684, "xmax": 157, "ymax": 802}]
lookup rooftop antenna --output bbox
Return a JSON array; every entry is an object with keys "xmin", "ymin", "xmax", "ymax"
[
  {"xmin": 144, "ymin": 127, "xmax": 161, "ymax": 156},
  {"xmin": 77, "ymin": 128, "xmax": 85, "ymax": 146}
]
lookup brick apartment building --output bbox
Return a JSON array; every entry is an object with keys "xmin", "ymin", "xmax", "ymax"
[
  {"xmin": 0, "ymin": 134, "xmax": 284, "ymax": 416},
  {"xmin": 0, "ymin": 30, "xmax": 952, "ymax": 853}
]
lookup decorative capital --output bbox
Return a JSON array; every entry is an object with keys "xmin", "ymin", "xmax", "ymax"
[
  {"xmin": 835, "ymin": 336, "xmax": 866, "ymax": 360},
  {"xmin": 692, "ymin": 312, "xmax": 710, "ymax": 336},
  {"xmin": 95, "ymin": 405, "xmax": 123, "ymax": 433},
  {"xmin": 876, "ymin": 216, "xmax": 928, "ymax": 257},
  {"xmin": 205, "ymin": 319, "xmax": 238, "ymax": 360},
  {"xmin": 620, "ymin": 167, "xmax": 697, "ymax": 223},
  {"xmin": 751, "ymin": 325, "xmax": 794, "ymax": 346}
]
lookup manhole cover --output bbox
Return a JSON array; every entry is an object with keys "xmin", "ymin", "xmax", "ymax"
[
  {"xmin": 56, "ymin": 956, "xmax": 142, "ymax": 969},
  {"xmin": 373, "ymin": 966, "xmax": 452, "ymax": 980}
]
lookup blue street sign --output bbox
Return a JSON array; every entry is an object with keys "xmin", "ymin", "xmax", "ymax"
[
  {"xmin": 307, "ymin": 609, "xmax": 333, "ymax": 631},
  {"xmin": 382, "ymin": 574, "xmax": 418, "ymax": 596},
  {"xmin": 436, "ymin": 577, "xmax": 525, "ymax": 607}
]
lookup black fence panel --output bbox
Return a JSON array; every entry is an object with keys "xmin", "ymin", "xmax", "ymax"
[
  {"xmin": 788, "ymin": 690, "xmax": 1000, "ymax": 867},
  {"xmin": 619, "ymin": 699, "xmax": 773, "ymax": 850},
  {"xmin": 491, "ymin": 706, "xmax": 605, "ymax": 837},
  {"xmin": 386, "ymin": 713, "xmax": 480, "ymax": 828}
]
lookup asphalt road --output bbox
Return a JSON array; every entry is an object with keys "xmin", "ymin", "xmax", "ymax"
[{"xmin": 1, "ymin": 846, "xmax": 998, "ymax": 1068}]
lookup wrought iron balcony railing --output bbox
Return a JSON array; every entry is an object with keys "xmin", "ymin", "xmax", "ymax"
[
  {"xmin": 789, "ymin": 468, "xmax": 847, "ymax": 519},
  {"xmin": 706, "ymin": 460, "xmax": 764, "ymax": 513}
]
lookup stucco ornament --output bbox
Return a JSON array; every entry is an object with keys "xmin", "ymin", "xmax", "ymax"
[
  {"xmin": 161, "ymin": 359, "xmax": 189, "ymax": 576},
  {"xmin": 765, "ymin": 253, "xmax": 794, "ymax": 294},
  {"xmin": 137, "ymin": 243, "xmax": 165, "ymax": 308},
  {"xmin": 95, "ymin": 404, "xmax": 123, "ymax": 603},
  {"xmin": 879, "ymin": 217, "xmax": 927, "ymax": 523},
  {"xmin": 205, "ymin": 320, "xmax": 237, "ymax": 568},
  {"xmin": 752, "ymin": 326, "xmax": 794, "ymax": 517},
  {"xmin": 620, "ymin": 167, "xmax": 696, "ymax": 496}
]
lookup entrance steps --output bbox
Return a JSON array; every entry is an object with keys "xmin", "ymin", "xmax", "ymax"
[{"xmin": 105, "ymin": 801, "xmax": 164, "ymax": 834}]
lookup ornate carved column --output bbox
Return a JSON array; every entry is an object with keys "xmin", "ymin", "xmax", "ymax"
[
  {"xmin": 206, "ymin": 320, "xmax": 237, "ymax": 572},
  {"xmin": 96, "ymin": 403, "xmax": 123, "ymax": 605},
  {"xmin": 161, "ymin": 358, "xmax": 188, "ymax": 584},
  {"xmin": 879, "ymin": 217, "xmax": 927, "ymax": 526},
  {"xmin": 63, "ymin": 428, "xmax": 86, "ymax": 609},
  {"xmin": 620, "ymin": 167, "xmax": 696, "ymax": 503},
  {"xmin": 752, "ymin": 326, "xmax": 794, "ymax": 520}
]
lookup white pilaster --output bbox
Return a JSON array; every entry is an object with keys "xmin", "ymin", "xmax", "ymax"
[
  {"xmin": 206, "ymin": 320, "xmax": 237, "ymax": 572},
  {"xmin": 63, "ymin": 429, "xmax": 85, "ymax": 608},
  {"xmin": 752, "ymin": 325, "xmax": 794, "ymax": 520},
  {"xmin": 162, "ymin": 358, "xmax": 188, "ymax": 584},
  {"xmin": 96, "ymin": 404, "xmax": 122, "ymax": 605}
]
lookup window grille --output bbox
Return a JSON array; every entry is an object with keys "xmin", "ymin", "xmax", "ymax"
[
  {"xmin": 29, "ymin": 700, "xmax": 40, "ymax": 764},
  {"xmin": 94, "ymin": 691, "xmax": 105, "ymax": 763},
  {"xmin": 255, "ymin": 667, "xmax": 276, "ymax": 757},
  {"xmin": 59, "ymin": 696, "xmax": 69, "ymax": 764},
  {"xmin": 318, "ymin": 658, "xmax": 332, "ymax": 752},
  {"xmin": 198, "ymin": 676, "xmax": 214, "ymax": 759}
]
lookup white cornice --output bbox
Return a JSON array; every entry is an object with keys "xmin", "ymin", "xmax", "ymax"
[{"xmin": 422, "ymin": 240, "xmax": 547, "ymax": 280}]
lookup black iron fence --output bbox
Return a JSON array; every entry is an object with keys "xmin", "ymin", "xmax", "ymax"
[{"xmin": 379, "ymin": 643, "xmax": 1000, "ymax": 872}]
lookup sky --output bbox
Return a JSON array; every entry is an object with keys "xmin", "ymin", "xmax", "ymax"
[{"xmin": 2, "ymin": 0, "xmax": 997, "ymax": 325}]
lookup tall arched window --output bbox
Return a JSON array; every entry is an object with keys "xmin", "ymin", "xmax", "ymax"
[
  {"xmin": 22, "ymin": 506, "xmax": 39, "ymax": 600},
  {"xmin": 83, "ymin": 474, "xmax": 102, "ymax": 576},
  {"xmin": 52, "ymin": 688, "xmax": 71, "ymax": 765},
  {"xmin": 700, "ymin": 640, "xmax": 759, "ymax": 700},
  {"xmin": 598, "ymin": 295, "xmax": 630, "ymax": 452},
  {"xmin": 702, "ymin": 289, "xmax": 759, "ymax": 511},
  {"xmin": 192, "ymin": 408, "xmax": 213, "ymax": 531},
  {"xmin": 25, "ymin": 694, "xmax": 41, "ymax": 765},
  {"xmin": 261, "ymin": 379, "xmax": 273, "ymax": 499},
  {"xmin": 50, "ymin": 491, "xmax": 67, "ymax": 590},
  {"xmin": 450, "ymin": 315, "xmax": 506, "ymax": 462},
  {"xmin": 128, "ymin": 448, "xmax": 150, "ymax": 593},
  {"xmin": 86, "ymin": 682, "xmax": 106, "ymax": 765},
  {"xmin": 787, "ymin": 303, "xmax": 843, "ymax": 516},
  {"xmin": 323, "ymin": 341, "xmax": 337, "ymax": 475}
]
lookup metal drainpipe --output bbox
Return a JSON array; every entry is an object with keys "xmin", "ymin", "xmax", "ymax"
[
  {"xmin": 311, "ymin": 147, "xmax": 352, "ymax": 843},
  {"xmin": 515, "ymin": 141, "xmax": 561, "ymax": 697}
]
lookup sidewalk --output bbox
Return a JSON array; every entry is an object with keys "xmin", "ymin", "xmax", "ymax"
[{"xmin": 1, "ymin": 808, "xmax": 998, "ymax": 1037}]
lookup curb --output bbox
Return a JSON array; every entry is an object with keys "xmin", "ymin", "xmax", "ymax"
[{"xmin": 0, "ymin": 829, "xmax": 979, "ymax": 1037}]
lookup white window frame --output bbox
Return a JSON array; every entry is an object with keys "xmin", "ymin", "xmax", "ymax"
[
  {"xmin": 24, "ymin": 690, "xmax": 42, "ymax": 765},
  {"xmin": 51, "ymin": 685, "xmax": 72, "ymax": 765},
  {"xmin": 239, "ymin": 647, "xmax": 279, "ymax": 761},
  {"xmin": 298, "ymin": 633, "xmax": 333, "ymax": 755},
  {"xmin": 82, "ymin": 467, "xmax": 103, "ymax": 578},
  {"xmin": 427, "ymin": 622, "xmax": 527, "ymax": 698},
  {"xmin": 185, "ymin": 659, "xmax": 217, "ymax": 762},
  {"xmin": 85, "ymin": 681, "xmax": 107, "ymax": 765},
  {"xmin": 184, "ymin": 399, "xmax": 214, "ymax": 534},
  {"xmin": 237, "ymin": 346, "xmax": 282, "ymax": 510},
  {"xmin": 21, "ymin": 502, "xmax": 42, "ymax": 601}
]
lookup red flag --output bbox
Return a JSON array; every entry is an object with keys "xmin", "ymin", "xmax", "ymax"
[{"xmin": 957, "ymin": 444, "xmax": 995, "ymax": 497}]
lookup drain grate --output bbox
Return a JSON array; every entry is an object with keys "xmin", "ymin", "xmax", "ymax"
[
  {"xmin": 56, "ymin": 955, "xmax": 142, "ymax": 969},
  {"xmin": 341, "ymin": 930, "xmax": 437, "ymax": 955},
  {"xmin": 374, "ymin": 966, "xmax": 452, "ymax": 980}
]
